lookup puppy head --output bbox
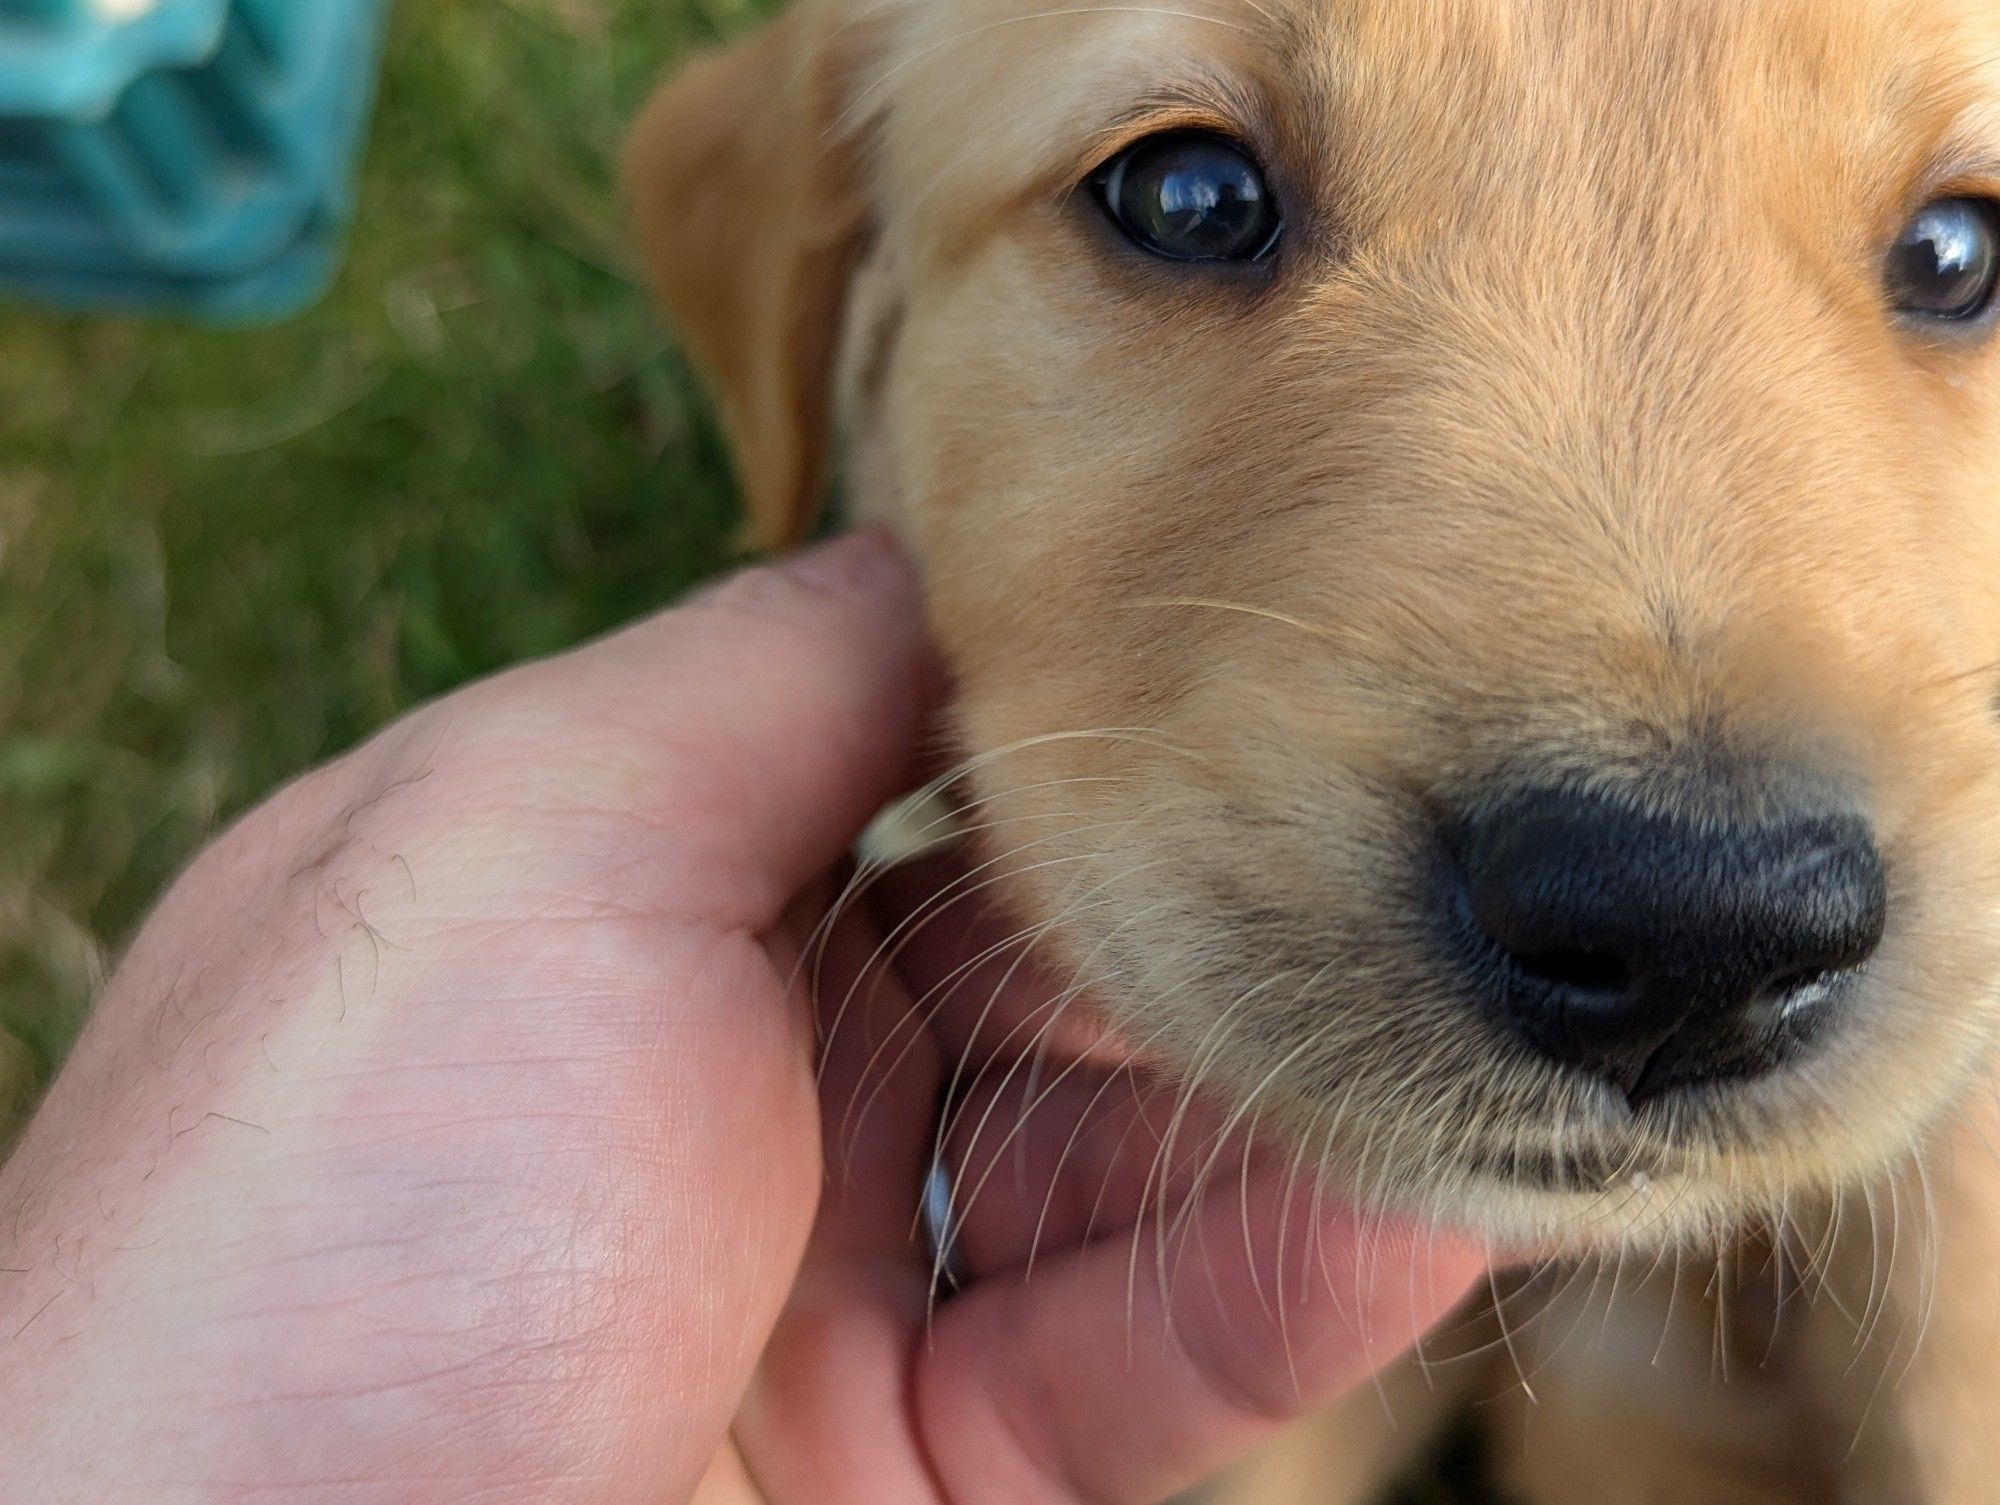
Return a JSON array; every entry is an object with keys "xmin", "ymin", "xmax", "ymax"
[{"xmin": 631, "ymin": 0, "xmax": 2000, "ymax": 1247}]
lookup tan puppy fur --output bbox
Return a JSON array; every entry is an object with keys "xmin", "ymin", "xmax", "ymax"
[{"xmin": 628, "ymin": 2, "xmax": 2000, "ymax": 1498}]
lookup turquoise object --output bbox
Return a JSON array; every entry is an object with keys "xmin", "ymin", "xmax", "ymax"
[{"xmin": 0, "ymin": 0, "xmax": 388, "ymax": 321}]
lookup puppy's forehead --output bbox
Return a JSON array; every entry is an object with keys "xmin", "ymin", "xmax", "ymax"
[{"xmin": 874, "ymin": 0, "xmax": 1999, "ymax": 237}]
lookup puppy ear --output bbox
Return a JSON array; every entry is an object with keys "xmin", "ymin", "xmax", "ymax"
[{"xmin": 625, "ymin": 10, "xmax": 871, "ymax": 551}]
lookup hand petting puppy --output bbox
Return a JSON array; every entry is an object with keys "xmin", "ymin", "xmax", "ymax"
[{"xmin": 0, "ymin": 531, "xmax": 1482, "ymax": 1505}]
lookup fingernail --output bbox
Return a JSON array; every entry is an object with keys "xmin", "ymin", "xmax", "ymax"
[{"xmin": 776, "ymin": 527, "xmax": 916, "ymax": 598}]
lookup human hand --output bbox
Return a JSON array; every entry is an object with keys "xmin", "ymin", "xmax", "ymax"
[{"xmin": 0, "ymin": 532, "xmax": 1484, "ymax": 1505}]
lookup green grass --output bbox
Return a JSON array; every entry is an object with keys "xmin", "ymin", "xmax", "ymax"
[{"xmin": 0, "ymin": 0, "xmax": 771, "ymax": 1102}]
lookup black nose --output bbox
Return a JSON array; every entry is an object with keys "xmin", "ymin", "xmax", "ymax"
[{"xmin": 1452, "ymin": 786, "xmax": 1886, "ymax": 1105}]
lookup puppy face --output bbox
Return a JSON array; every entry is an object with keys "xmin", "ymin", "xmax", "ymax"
[{"xmin": 631, "ymin": 0, "xmax": 2000, "ymax": 1246}]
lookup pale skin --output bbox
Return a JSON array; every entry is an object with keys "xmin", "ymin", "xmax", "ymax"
[{"xmin": 0, "ymin": 531, "xmax": 1484, "ymax": 1505}]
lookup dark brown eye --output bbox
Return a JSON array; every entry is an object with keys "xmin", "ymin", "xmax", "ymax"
[
  {"xmin": 1093, "ymin": 131, "xmax": 1282, "ymax": 263},
  {"xmin": 1888, "ymin": 197, "xmax": 2000, "ymax": 322}
]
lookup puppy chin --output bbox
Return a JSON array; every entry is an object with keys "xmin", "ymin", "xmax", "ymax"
[{"xmin": 1434, "ymin": 1171, "xmax": 1735, "ymax": 1255}]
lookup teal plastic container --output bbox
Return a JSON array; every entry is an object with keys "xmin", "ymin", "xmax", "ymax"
[{"xmin": 0, "ymin": 0, "xmax": 387, "ymax": 321}]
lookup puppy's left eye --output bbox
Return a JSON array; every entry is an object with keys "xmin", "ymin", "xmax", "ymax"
[
  {"xmin": 1093, "ymin": 131, "xmax": 1282, "ymax": 263},
  {"xmin": 1888, "ymin": 197, "xmax": 1999, "ymax": 322}
]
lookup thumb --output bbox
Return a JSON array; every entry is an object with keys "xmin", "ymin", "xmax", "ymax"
[{"xmin": 557, "ymin": 528, "xmax": 937, "ymax": 927}]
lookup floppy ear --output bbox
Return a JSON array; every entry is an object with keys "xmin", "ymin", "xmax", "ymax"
[{"xmin": 625, "ymin": 9, "xmax": 871, "ymax": 550}]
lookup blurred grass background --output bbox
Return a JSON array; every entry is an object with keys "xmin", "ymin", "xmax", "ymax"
[{"xmin": 0, "ymin": 0, "xmax": 765, "ymax": 1119}]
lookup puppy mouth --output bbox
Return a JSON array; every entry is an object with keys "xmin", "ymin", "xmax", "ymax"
[
  {"xmin": 1461, "ymin": 1140, "xmax": 1682, "ymax": 1196},
  {"xmin": 1035, "ymin": 951, "xmax": 1717, "ymax": 1204}
]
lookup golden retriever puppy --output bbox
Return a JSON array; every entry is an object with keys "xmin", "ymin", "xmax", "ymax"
[{"xmin": 626, "ymin": 1, "xmax": 2000, "ymax": 1498}]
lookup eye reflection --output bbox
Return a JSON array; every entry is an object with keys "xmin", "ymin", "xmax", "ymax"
[
  {"xmin": 1093, "ymin": 131, "xmax": 1282, "ymax": 263},
  {"xmin": 1888, "ymin": 197, "xmax": 2000, "ymax": 322}
]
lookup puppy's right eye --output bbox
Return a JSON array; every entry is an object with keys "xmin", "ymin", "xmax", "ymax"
[{"xmin": 1092, "ymin": 131, "xmax": 1282, "ymax": 263}]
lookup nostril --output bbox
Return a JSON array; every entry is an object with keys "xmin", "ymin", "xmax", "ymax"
[
  {"xmin": 1770, "ymin": 966, "xmax": 1834, "ymax": 999},
  {"xmin": 1512, "ymin": 947, "xmax": 1631, "ymax": 1000}
]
